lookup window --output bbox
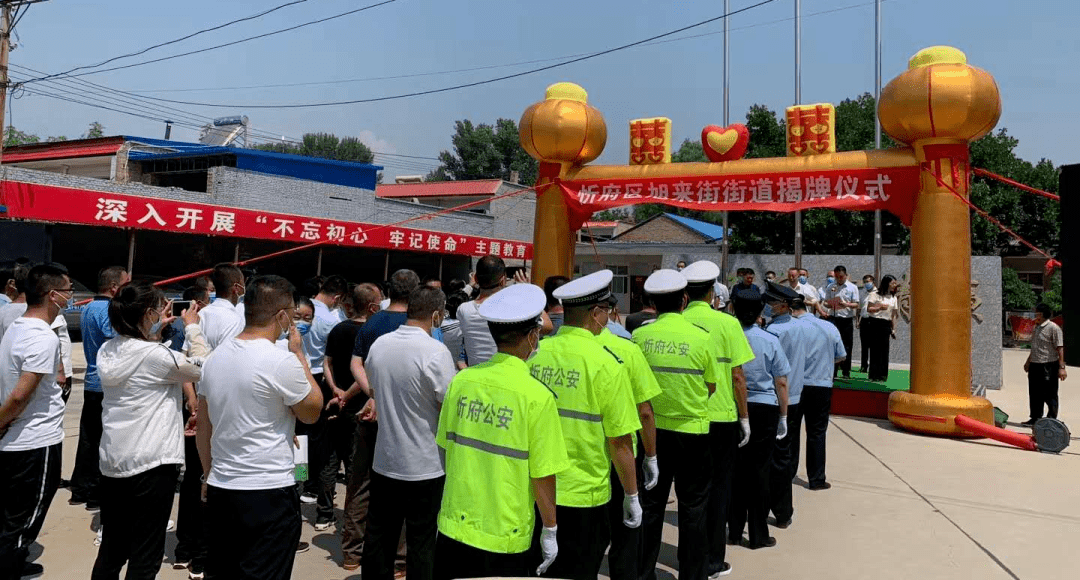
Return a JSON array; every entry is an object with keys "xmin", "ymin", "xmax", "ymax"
[{"xmin": 608, "ymin": 265, "xmax": 629, "ymax": 294}]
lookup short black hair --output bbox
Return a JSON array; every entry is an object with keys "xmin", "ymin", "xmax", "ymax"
[
  {"xmin": 834, "ymin": 265, "xmax": 848, "ymax": 275},
  {"xmin": 543, "ymin": 275, "xmax": 570, "ymax": 310},
  {"xmin": 1036, "ymin": 303, "xmax": 1053, "ymax": 319},
  {"xmin": 110, "ymin": 281, "xmax": 166, "ymax": 340},
  {"xmin": 446, "ymin": 291, "xmax": 470, "ymax": 320},
  {"xmin": 651, "ymin": 291, "xmax": 685, "ymax": 315},
  {"xmin": 488, "ymin": 321, "xmax": 538, "ymax": 348},
  {"xmin": 211, "ymin": 263, "xmax": 244, "ymax": 296},
  {"xmin": 300, "ymin": 276, "xmax": 325, "ymax": 299},
  {"xmin": 736, "ymin": 268, "xmax": 747, "ymax": 276},
  {"xmin": 321, "ymin": 275, "xmax": 349, "ymax": 297},
  {"xmin": 182, "ymin": 285, "xmax": 210, "ymax": 302},
  {"xmin": 476, "ymin": 255, "xmax": 506, "ymax": 290},
  {"xmin": 25, "ymin": 264, "xmax": 69, "ymax": 307},
  {"xmin": 0, "ymin": 261, "xmax": 15, "ymax": 288},
  {"xmin": 97, "ymin": 266, "xmax": 128, "ymax": 294},
  {"xmin": 743, "ymin": 268, "xmax": 755, "ymax": 276},
  {"xmin": 686, "ymin": 283, "xmax": 712, "ymax": 303},
  {"xmin": 766, "ymin": 270, "xmax": 776, "ymax": 278},
  {"xmin": 297, "ymin": 296, "xmax": 314, "ymax": 312},
  {"xmin": 244, "ymin": 275, "xmax": 296, "ymax": 326},
  {"xmin": 388, "ymin": 269, "xmax": 421, "ymax": 301},
  {"xmin": 446, "ymin": 279, "xmax": 467, "ymax": 294},
  {"xmin": 408, "ymin": 286, "xmax": 446, "ymax": 320},
  {"xmin": 11, "ymin": 262, "xmax": 32, "ymax": 295},
  {"xmin": 863, "ymin": 274, "xmax": 875, "ymax": 283},
  {"xmin": 734, "ymin": 296, "xmax": 763, "ymax": 327},
  {"xmin": 792, "ymin": 297, "xmax": 807, "ymax": 311}
]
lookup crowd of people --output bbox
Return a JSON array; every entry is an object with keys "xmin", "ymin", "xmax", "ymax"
[{"xmin": 0, "ymin": 254, "xmax": 906, "ymax": 580}]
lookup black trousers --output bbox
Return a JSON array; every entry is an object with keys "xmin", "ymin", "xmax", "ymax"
[
  {"xmin": 0, "ymin": 443, "xmax": 62, "ymax": 580},
  {"xmin": 71, "ymin": 390, "xmax": 104, "ymax": 501},
  {"xmin": 532, "ymin": 504, "xmax": 609, "ymax": 580},
  {"xmin": 801, "ymin": 386, "xmax": 833, "ymax": 487},
  {"xmin": 706, "ymin": 421, "xmax": 739, "ymax": 575},
  {"xmin": 830, "ymin": 317, "xmax": 855, "ymax": 377},
  {"xmin": 1028, "ymin": 362, "xmax": 1061, "ymax": 420},
  {"xmin": 434, "ymin": 533, "xmax": 529, "ymax": 580},
  {"xmin": 606, "ymin": 455, "xmax": 644, "ymax": 580},
  {"xmin": 641, "ymin": 429, "xmax": 711, "ymax": 580},
  {"xmin": 770, "ymin": 403, "xmax": 803, "ymax": 524},
  {"xmin": 729, "ymin": 404, "xmax": 778, "ymax": 546},
  {"xmin": 206, "ymin": 485, "xmax": 301, "ymax": 580},
  {"xmin": 858, "ymin": 318, "xmax": 871, "ymax": 371},
  {"xmin": 92, "ymin": 464, "xmax": 180, "ymax": 580},
  {"xmin": 865, "ymin": 317, "xmax": 892, "ymax": 381},
  {"xmin": 175, "ymin": 430, "xmax": 207, "ymax": 569},
  {"xmin": 362, "ymin": 473, "xmax": 443, "ymax": 580}
]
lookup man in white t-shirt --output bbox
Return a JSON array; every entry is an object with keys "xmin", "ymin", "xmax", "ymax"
[
  {"xmin": 822, "ymin": 265, "xmax": 860, "ymax": 378},
  {"xmin": 0, "ymin": 264, "xmax": 71, "ymax": 578},
  {"xmin": 196, "ymin": 275, "xmax": 323, "ymax": 580},
  {"xmin": 456, "ymin": 256, "xmax": 507, "ymax": 369},
  {"xmin": 199, "ymin": 264, "xmax": 246, "ymax": 350},
  {"xmin": 361, "ymin": 286, "xmax": 456, "ymax": 580}
]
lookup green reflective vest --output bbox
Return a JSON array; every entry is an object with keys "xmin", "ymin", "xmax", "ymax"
[{"xmin": 682, "ymin": 301, "xmax": 755, "ymax": 423}]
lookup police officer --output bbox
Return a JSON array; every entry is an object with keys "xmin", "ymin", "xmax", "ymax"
[
  {"xmin": 792, "ymin": 297, "xmax": 846, "ymax": 490},
  {"xmin": 633, "ymin": 269, "xmax": 722, "ymax": 580},
  {"xmin": 763, "ymin": 281, "xmax": 815, "ymax": 529},
  {"xmin": 529, "ymin": 270, "xmax": 642, "ymax": 580},
  {"xmin": 433, "ymin": 284, "xmax": 570, "ymax": 580},
  {"xmin": 728, "ymin": 288, "xmax": 790, "ymax": 550},
  {"xmin": 680, "ymin": 261, "xmax": 755, "ymax": 577},
  {"xmin": 594, "ymin": 295, "xmax": 662, "ymax": 580}
]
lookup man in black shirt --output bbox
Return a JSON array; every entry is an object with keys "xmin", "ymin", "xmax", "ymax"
[
  {"xmin": 625, "ymin": 294, "xmax": 658, "ymax": 333},
  {"xmin": 339, "ymin": 270, "xmax": 419, "ymax": 571}
]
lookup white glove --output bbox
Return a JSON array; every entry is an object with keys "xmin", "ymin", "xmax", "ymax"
[
  {"xmin": 537, "ymin": 525, "xmax": 558, "ymax": 575},
  {"xmin": 623, "ymin": 493, "xmax": 643, "ymax": 528},
  {"xmin": 776, "ymin": 415, "xmax": 789, "ymax": 440},
  {"xmin": 642, "ymin": 455, "xmax": 659, "ymax": 490},
  {"xmin": 738, "ymin": 417, "xmax": 751, "ymax": 448}
]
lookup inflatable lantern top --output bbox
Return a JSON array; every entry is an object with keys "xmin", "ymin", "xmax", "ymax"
[
  {"xmin": 519, "ymin": 82, "xmax": 608, "ymax": 166},
  {"xmin": 878, "ymin": 46, "xmax": 1001, "ymax": 145}
]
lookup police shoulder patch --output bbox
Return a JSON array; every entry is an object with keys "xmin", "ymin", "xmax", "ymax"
[{"xmin": 603, "ymin": 345, "xmax": 624, "ymax": 364}]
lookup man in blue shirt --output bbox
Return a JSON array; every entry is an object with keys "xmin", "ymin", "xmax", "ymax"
[
  {"xmin": 70, "ymin": 266, "xmax": 128, "ymax": 508},
  {"xmin": 762, "ymin": 281, "xmax": 815, "ymax": 529},
  {"xmin": 727, "ymin": 288, "xmax": 789, "ymax": 550},
  {"xmin": 793, "ymin": 298, "xmax": 846, "ymax": 491}
]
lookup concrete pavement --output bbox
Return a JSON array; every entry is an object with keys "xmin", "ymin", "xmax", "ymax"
[{"xmin": 28, "ymin": 348, "xmax": 1077, "ymax": 579}]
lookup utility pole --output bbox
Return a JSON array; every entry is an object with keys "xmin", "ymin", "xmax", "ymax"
[
  {"xmin": 793, "ymin": 0, "xmax": 803, "ymax": 269},
  {"xmin": 720, "ymin": 0, "xmax": 730, "ymax": 278},
  {"xmin": 0, "ymin": 3, "xmax": 13, "ymax": 164},
  {"xmin": 873, "ymin": 0, "xmax": 883, "ymax": 281}
]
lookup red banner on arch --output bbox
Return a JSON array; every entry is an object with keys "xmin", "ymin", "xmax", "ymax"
[{"xmin": 556, "ymin": 166, "xmax": 922, "ymax": 231}]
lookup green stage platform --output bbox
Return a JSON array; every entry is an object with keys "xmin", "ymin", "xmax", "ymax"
[{"xmin": 829, "ymin": 369, "xmax": 910, "ymax": 419}]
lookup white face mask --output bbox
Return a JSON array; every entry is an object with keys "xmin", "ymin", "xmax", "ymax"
[{"xmin": 526, "ymin": 328, "xmax": 540, "ymax": 360}]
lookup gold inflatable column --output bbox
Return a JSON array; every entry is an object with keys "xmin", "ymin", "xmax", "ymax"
[
  {"xmin": 519, "ymin": 83, "xmax": 607, "ymax": 283},
  {"xmin": 879, "ymin": 47, "xmax": 1001, "ymax": 435}
]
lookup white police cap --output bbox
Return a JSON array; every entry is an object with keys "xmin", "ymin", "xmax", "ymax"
[
  {"xmin": 682, "ymin": 260, "xmax": 721, "ymax": 286},
  {"xmin": 644, "ymin": 269, "xmax": 687, "ymax": 295},
  {"xmin": 478, "ymin": 283, "xmax": 546, "ymax": 326},
  {"xmin": 553, "ymin": 270, "xmax": 615, "ymax": 307}
]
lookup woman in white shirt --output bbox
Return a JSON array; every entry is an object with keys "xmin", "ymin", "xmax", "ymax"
[
  {"xmin": 92, "ymin": 281, "xmax": 209, "ymax": 580},
  {"xmin": 864, "ymin": 275, "xmax": 899, "ymax": 382}
]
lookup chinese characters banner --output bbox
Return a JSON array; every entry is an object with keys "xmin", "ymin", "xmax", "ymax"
[
  {"xmin": 0, "ymin": 181, "xmax": 533, "ymax": 260},
  {"xmin": 557, "ymin": 166, "xmax": 922, "ymax": 231}
]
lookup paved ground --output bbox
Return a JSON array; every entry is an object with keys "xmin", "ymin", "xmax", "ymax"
[{"xmin": 29, "ymin": 349, "xmax": 1077, "ymax": 579}]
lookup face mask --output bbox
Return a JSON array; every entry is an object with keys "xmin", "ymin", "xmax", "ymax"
[
  {"xmin": 864, "ymin": 283, "xmax": 874, "ymax": 291},
  {"xmin": 827, "ymin": 277, "xmax": 836, "ymax": 285},
  {"xmin": 208, "ymin": 293, "xmax": 216, "ymax": 301},
  {"xmin": 798, "ymin": 276, "xmax": 807, "ymax": 285},
  {"xmin": 296, "ymin": 321, "xmax": 312, "ymax": 336},
  {"xmin": 526, "ymin": 329, "xmax": 540, "ymax": 360}
]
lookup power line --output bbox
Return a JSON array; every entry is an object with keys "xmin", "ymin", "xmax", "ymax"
[
  {"xmin": 18, "ymin": 0, "xmax": 397, "ymax": 84},
  {"xmin": 123, "ymin": 0, "xmax": 889, "ymax": 97},
  {"xmin": 23, "ymin": 0, "xmax": 315, "ymax": 85},
  {"xmin": 100, "ymin": 0, "xmax": 777, "ymax": 109}
]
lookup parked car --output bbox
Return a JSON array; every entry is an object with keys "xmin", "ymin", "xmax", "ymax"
[{"xmin": 62, "ymin": 278, "xmax": 97, "ymax": 341}]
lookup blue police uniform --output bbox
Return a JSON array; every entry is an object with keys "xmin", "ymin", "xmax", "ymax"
[
  {"xmin": 764, "ymin": 311, "xmax": 815, "ymax": 525},
  {"xmin": 728, "ymin": 325, "xmax": 790, "ymax": 548},
  {"xmin": 797, "ymin": 312, "xmax": 846, "ymax": 489}
]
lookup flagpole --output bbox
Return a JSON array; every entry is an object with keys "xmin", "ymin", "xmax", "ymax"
[
  {"xmin": 873, "ymin": 0, "xmax": 883, "ymax": 280},
  {"xmin": 794, "ymin": 0, "xmax": 803, "ymax": 268},
  {"xmin": 721, "ymin": 0, "xmax": 731, "ymax": 278}
]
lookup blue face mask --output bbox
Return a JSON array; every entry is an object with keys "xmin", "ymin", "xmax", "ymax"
[
  {"xmin": 865, "ymin": 283, "xmax": 874, "ymax": 291},
  {"xmin": 296, "ymin": 321, "xmax": 312, "ymax": 336},
  {"xmin": 798, "ymin": 275, "xmax": 807, "ymax": 285},
  {"xmin": 762, "ymin": 303, "xmax": 773, "ymax": 318},
  {"xmin": 208, "ymin": 293, "xmax": 216, "ymax": 301},
  {"xmin": 150, "ymin": 320, "xmax": 163, "ymax": 336},
  {"xmin": 827, "ymin": 277, "xmax": 836, "ymax": 285}
]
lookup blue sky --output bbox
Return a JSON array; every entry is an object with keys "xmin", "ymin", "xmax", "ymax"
[{"xmin": 10, "ymin": 0, "xmax": 1078, "ymax": 178}]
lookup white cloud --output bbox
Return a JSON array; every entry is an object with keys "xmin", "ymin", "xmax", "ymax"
[{"xmin": 358, "ymin": 129, "xmax": 396, "ymax": 155}]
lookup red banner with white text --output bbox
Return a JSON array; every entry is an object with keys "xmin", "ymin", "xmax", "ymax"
[
  {"xmin": 0, "ymin": 180, "xmax": 532, "ymax": 260},
  {"xmin": 557, "ymin": 166, "xmax": 923, "ymax": 231}
]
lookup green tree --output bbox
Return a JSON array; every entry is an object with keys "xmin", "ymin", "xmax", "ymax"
[
  {"xmin": 1002, "ymin": 267, "xmax": 1038, "ymax": 311},
  {"xmin": 1040, "ymin": 271, "xmax": 1062, "ymax": 314},
  {"xmin": 426, "ymin": 119, "xmax": 537, "ymax": 183},
  {"xmin": 253, "ymin": 132, "xmax": 375, "ymax": 164},
  {"xmin": 83, "ymin": 122, "xmax": 105, "ymax": 139},
  {"xmin": 5, "ymin": 126, "xmax": 41, "ymax": 146}
]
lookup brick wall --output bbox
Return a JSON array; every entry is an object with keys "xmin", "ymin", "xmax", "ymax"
[{"xmin": 616, "ymin": 215, "xmax": 710, "ymax": 244}]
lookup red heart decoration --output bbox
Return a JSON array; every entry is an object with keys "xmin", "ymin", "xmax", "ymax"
[{"xmin": 701, "ymin": 124, "xmax": 750, "ymax": 162}]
